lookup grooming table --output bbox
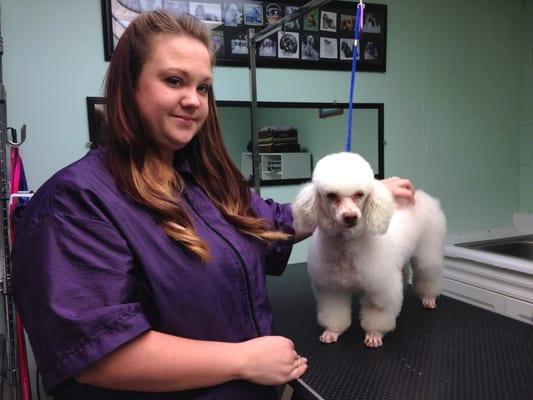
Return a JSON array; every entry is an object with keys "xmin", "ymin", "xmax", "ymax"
[{"xmin": 268, "ymin": 264, "xmax": 533, "ymax": 400}]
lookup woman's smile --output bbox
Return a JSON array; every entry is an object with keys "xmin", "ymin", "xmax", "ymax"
[{"xmin": 172, "ymin": 114, "xmax": 196, "ymax": 127}]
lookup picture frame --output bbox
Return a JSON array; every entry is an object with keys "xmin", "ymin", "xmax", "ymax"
[
  {"xmin": 101, "ymin": 0, "xmax": 387, "ymax": 72},
  {"xmin": 86, "ymin": 97, "xmax": 107, "ymax": 149}
]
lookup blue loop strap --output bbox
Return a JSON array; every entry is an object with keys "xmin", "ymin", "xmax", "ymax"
[{"xmin": 344, "ymin": 3, "xmax": 363, "ymax": 152}]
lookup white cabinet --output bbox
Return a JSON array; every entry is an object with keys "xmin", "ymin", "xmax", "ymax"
[
  {"xmin": 241, "ymin": 153, "xmax": 311, "ymax": 181},
  {"xmin": 442, "ymin": 256, "xmax": 533, "ymax": 325},
  {"xmin": 442, "ymin": 278, "xmax": 507, "ymax": 314},
  {"xmin": 506, "ymin": 297, "xmax": 533, "ymax": 325}
]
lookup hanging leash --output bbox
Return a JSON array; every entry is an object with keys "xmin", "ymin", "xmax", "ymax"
[
  {"xmin": 344, "ymin": 0, "xmax": 365, "ymax": 152},
  {"xmin": 9, "ymin": 145, "xmax": 33, "ymax": 400}
]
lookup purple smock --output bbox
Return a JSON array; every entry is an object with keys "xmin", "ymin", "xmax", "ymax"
[{"xmin": 11, "ymin": 148, "xmax": 295, "ymax": 399}]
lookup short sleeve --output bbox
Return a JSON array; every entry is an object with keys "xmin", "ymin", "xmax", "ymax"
[
  {"xmin": 11, "ymin": 212, "xmax": 151, "ymax": 393},
  {"xmin": 250, "ymin": 193, "xmax": 295, "ymax": 276}
]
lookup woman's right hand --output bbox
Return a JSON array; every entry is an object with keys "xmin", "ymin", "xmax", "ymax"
[{"xmin": 238, "ymin": 336, "xmax": 308, "ymax": 385}]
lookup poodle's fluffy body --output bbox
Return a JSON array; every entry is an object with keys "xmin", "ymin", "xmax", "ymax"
[{"xmin": 292, "ymin": 152, "xmax": 446, "ymax": 347}]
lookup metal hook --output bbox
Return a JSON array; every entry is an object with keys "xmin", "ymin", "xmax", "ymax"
[
  {"xmin": 9, "ymin": 191, "xmax": 34, "ymax": 206},
  {"xmin": 6, "ymin": 124, "xmax": 26, "ymax": 147}
]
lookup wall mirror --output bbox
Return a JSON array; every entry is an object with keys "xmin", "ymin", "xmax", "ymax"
[{"xmin": 217, "ymin": 101, "xmax": 384, "ymax": 184}]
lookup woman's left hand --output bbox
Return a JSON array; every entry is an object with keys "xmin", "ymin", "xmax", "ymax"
[{"xmin": 382, "ymin": 176, "xmax": 416, "ymax": 207}]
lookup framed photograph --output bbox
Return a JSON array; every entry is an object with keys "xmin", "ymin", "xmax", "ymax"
[
  {"xmin": 86, "ymin": 97, "xmax": 107, "ymax": 149},
  {"xmin": 222, "ymin": 2, "xmax": 243, "ymax": 26},
  {"xmin": 339, "ymin": 38, "xmax": 356, "ymax": 61},
  {"xmin": 319, "ymin": 37, "xmax": 337, "ymax": 59},
  {"xmin": 101, "ymin": 0, "xmax": 387, "ymax": 72},
  {"xmin": 301, "ymin": 33, "xmax": 319, "ymax": 61},
  {"xmin": 258, "ymin": 34, "xmax": 277, "ymax": 57},
  {"xmin": 303, "ymin": 8, "xmax": 319, "ymax": 32},
  {"xmin": 243, "ymin": 2, "xmax": 264, "ymax": 25},
  {"xmin": 228, "ymin": 30, "xmax": 249, "ymax": 55},
  {"xmin": 211, "ymin": 29, "xmax": 225, "ymax": 56},
  {"xmin": 320, "ymin": 11, "xmax": 337, "ymax": 32},
  {"xmin": 264, "ymin": 2, "xmax": 281, "ymax": 25},
  {"xmin": 278, "ymin": 31, "xmax": 299, "ymax": 59}
]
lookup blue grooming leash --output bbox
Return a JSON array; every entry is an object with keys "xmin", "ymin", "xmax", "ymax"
[{"xmin": 344, "ymin": 2, "xmax": 364, "ymax": 152}]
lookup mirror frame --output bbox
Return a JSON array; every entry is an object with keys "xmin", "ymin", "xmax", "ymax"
[{"xmin": 217, "ymin": 100, "xmax": 384, "ymax": 183}]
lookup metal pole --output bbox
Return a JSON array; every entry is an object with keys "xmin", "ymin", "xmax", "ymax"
[
  {"xmin": 248, "ymin": 28, "xmax": 261, "ymax": 195},
  {"xmin": 247, "ymin": 0, "xmax": 334, "ymax": 195},
  {"xmin": 0, "ymin": 5, "xmax": 21, "ymax": 399}
]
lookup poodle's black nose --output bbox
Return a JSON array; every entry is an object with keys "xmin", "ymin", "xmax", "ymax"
[{"xmin": 343, "ymin": 214, "xmax": 358, "ymax": 227}]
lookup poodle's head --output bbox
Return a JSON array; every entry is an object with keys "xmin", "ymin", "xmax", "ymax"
[{"xmin": 292, "ymin": 152, "xmax": 394, "ymax": 237}]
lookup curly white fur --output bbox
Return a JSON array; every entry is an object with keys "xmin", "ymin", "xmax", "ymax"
[{"xmin": 292, "ymin": 152, "xmax": 447, "ymax": 347}]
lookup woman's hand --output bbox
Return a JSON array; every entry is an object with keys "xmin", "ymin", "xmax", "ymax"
[
  {"xmin": 382, "ymin": 176, "xmax": 416, "ymax": 207},
  {"xmin": 238, "ymin": 336, "xmax": 308, "ymax": 385},
  {"xmin": 76, "ymin": 331, "xmax": 308, "ymax": 392}
]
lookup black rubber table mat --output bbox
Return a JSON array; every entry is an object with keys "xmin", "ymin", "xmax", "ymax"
[{"xmin": 268, "ymin": 264, "xmax": 533, "ymax": 400}]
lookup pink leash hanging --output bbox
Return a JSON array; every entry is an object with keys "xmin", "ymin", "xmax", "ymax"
[{"xmin": 9, "ymin": 146, "xmax": 32, "ymax": 400}]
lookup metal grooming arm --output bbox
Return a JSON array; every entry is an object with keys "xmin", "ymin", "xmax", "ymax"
[{"xmin": 247, "ymin": 0, "xmax": 333, "ymax": 194}]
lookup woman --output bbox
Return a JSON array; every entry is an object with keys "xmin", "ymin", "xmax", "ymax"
[{"xmin": 12, "ymin": 11, "xmax": 414, "ymax": 400}]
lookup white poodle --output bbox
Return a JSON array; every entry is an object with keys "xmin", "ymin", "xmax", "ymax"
[{"xmin": 292, "ymin": 152, "xmax": 446, "ymax": 347}]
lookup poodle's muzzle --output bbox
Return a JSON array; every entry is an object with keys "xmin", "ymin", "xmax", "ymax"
[{"xmin": 342, "ymin": 212, "xmax": 358, "ymax": 227}]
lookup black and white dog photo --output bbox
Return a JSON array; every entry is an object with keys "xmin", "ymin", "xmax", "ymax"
[
  {"xmin": 320, "ymin": 11, "xmax": 337, "ymax": 32},
  {"xmin": 320, "ymin": 37, "xmax": 337, "ymax": 59},
  {"xmin": 340, "ymin": 38, "xmax": 356, "ymax": 60},
  {"xmin": 258, "ymin": 36, "xmax": 277, "ymax": 57},
  {"xmin": 301, "ymin": 34, "xmax": 319, "ymax": 61},
  {"xmin": 230, "ymin": 32, "xmax": 248, "ymax": 55},
  {"xmin": 223, "ymin": 2, "xmax": 242, "ymax": 26},
  {"xmin": 278, "ymin": 32, "xmax": 299, "ymax": 59}
]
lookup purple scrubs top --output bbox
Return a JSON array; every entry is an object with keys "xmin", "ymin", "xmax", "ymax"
[{"xmin": 11, "ymin": 149, "xmax": 295, "ymax": 399}]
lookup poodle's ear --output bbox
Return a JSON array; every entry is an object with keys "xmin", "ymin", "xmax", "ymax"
[
  {"xmin": 364, "ymin": 180, "xmax": 394, "ymax": 235},
  {"xmin": 292, "ymin": 183, "xmax": 319, "ymax": 232}
]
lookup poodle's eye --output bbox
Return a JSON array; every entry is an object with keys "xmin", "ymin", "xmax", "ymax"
[
  {"xmin": 326, "ymin": 192, "xmax": 338, "ymax": 201},
  {"xmin": 353, "ymin": 191, "xmax": 365, "ymax": 199}
]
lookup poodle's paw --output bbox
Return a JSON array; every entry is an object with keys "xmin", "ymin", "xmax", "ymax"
[
  {"xmin": 319, "ymin": 330, "xmax": 340, "ymax": 343},
  {"xmin": 364, "ymin": 332, "xmax": 383, "ymax": 348},
  {"xmin": 422, "ymin": 297, "xmax": 437, "ymax": 309}
]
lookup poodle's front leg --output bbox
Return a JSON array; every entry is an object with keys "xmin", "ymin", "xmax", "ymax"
[
  {"xmin": 359, "ymin": 279, "xmax": 403, "ymax": 348},
  {"xmin": 312, "ymin": 283, "xmax": 352, "ymax": 344}
]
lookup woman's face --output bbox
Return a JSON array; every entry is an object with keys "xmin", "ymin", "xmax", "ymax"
[{"xmin": 135, "ymin": 33, "xmax": 212, "ymax": 164}]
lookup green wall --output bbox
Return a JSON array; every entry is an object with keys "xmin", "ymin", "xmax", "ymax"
[
  {"xmin": 2, "ymin": 0, "xmax": 530, "ymax": 245},
  {"xmin": 519, "ymin": 0, "xmax": 533, "ymax": 212},
  {"xmin": 216, "ymin": 106, "xmax": 252, "ymax": 165}
]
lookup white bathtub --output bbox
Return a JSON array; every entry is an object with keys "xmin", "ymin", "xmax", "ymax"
[{"xmin": 443, "ymin": 224, "xmax": 533, "ymax": 326}]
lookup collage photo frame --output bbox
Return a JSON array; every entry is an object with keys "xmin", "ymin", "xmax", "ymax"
[{"xmin": 102, "ymin": 0, "xmax": 387, "ymax": 71}]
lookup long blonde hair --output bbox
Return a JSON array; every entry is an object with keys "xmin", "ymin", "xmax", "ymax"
[{"xmin": 104, "ymin": 11, "xmax": 290, "ymax": 262}]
